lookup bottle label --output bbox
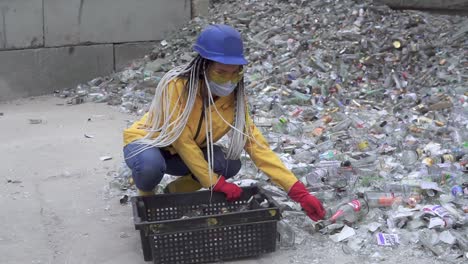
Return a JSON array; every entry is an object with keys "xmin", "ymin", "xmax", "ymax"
[
  {"xmin": 348, "ymin": 200, "xmax": 361, "ymax": 212},
  {"xmin": 330, "ymin": 209, "xmax": 344, "ymax": 223},
  {"xmin": 376, "ymin": 233, "xmax": 400, "ymax": 246},
  {"xmin": 423, "ymin": 205, "xmax": 449, "ymax": 218},
  {"xmin": 378, "ymin": 197, "xmax": 396, "ymax": 207}
]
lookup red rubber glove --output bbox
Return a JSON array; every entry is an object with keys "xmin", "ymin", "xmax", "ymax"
[
  {"xmin": 288, "ymin": 181, "xmax": 326, "ymax": 221},
  {"xmin": 213, "ymin": 176, "xmax": 243, "ymax": 202}
]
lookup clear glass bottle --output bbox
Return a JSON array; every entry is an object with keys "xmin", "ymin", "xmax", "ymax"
[
  {"xmin": 365, "ymin": 192, "xmax": 403, "ymax": 208},
  {"xmin": 383, "ymin": 183, "xmax": 423, "ymax": 207},
  {"xmin": 322, "ymin": 167, "xmax": 349, "ymax": 189},
  {"xmin": 277, "ymin": 220, "xmax": 295, "ymax": 248},
  {"xmin": 319, "ymin": 150, "xmax": 339, "ymax": 161},
  {"xmin": 315, "ymin": 198, "xmax": 368, "ymax": 230},
  {"xmin": 305, "ymin": 168, "xmax": 328, "ymax": 187},
  {"xmin": 400, "ymin": 149, "xmax": 421, "ymax": 166}
]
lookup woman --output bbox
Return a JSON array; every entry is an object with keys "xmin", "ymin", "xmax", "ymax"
[{"xmin": 123, "ymin": 24, "xmax": 325, "ymax": 221}]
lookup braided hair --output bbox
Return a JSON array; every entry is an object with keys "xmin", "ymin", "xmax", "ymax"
[{"xmin": 128, "ymin": 55, "xmax": 252, "ymax": 185}]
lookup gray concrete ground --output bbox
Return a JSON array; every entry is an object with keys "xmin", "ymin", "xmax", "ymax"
[
  {"xmin": 0, "ymin": 96, "xmax": 454, "ymax": 264},
  {"xmin": 0, "ymin": 96, "xmax": 294, "ymax": 264},
  {"xmin": 0, "ymin": 96, "xmax": 138, "ymax": 264}
]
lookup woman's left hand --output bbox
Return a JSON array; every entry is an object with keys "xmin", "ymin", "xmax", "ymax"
[{"xmin": 213, "ymin": 176, "xmax": 243, "ymax": 202}]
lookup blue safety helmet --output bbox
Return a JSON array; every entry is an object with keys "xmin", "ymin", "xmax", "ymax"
[{"xmin": 193, "ymin": 24, "xmax": 248, "ymax": 65}]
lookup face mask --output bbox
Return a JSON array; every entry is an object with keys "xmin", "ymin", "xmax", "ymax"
[{"xmin": 208, "ymin": 80, "xmax": 237, "ymax": 97}]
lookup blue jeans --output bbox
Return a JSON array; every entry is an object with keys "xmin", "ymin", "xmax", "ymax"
[{"xmin": 123, "ymin": 143, "xmax": 242, "ymax": 191}]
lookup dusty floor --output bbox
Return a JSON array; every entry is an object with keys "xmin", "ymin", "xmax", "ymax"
[
  {"xmin": 0, "ymin": 96, "xmax": 455, "ymax": 264},
  {"xmin": 0, "ymin": 96, "xmax": 298, "ymax": 264}
]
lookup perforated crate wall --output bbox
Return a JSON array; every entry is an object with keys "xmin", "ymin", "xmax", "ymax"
[{"xmin": 150, "ymin": 222, "xmax": 277, "ymax": 264}]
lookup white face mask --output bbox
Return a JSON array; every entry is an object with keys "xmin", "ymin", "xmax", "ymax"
[{"xmin": 208, "ymin": 80, "xmax": 237, "ymax": 97}]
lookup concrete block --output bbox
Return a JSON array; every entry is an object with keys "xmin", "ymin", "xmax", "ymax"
[
  {"xmin": 114, "ymin": 41, "xmax": 156, "ymax": 71},
  {"xmin": 0, "ymin": 0, "xmax": 43, "ymax": 50},
  {"xmin": 0, "ymin": 44, "xmax": 113, "ymax": 101},
  {"xmin": 44, "ymin": 0, "xmax": 191, "ymax": 46},
  {"xmin": 192, "ymin": 0, "xmax": 210, "ymax": 18}
]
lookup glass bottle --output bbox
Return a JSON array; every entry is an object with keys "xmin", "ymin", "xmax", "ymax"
[
  {"xmin": 277, "ymin": 220, "xmax": 295, "ymax": 248},
  {"xmin": 315, "ymin": 198, "xmax": 368, "ymax": 230}
]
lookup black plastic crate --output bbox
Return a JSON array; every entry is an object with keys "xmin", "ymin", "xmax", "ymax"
[{"xmin": 131, "ymin": 186, "xmax": 281, "ymax": 264}]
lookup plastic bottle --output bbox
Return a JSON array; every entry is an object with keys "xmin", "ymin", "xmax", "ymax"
[{"xmin": 315, "ymin": 198, "xmax": 368, "ymax": 230}]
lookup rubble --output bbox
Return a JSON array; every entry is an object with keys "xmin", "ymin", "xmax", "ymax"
[
  {"xmin": 330, "ymin": 225, "xmax": 356, "ymax": 242},
  {"xmin": 64, "ymin": 0, "xmax": 468, "ymax": 262},
  {"xmin": 28, "ymin": 119, "xmax": 43, "ymax": 124},
  {"xmin": 99, "ymin": 156, "xmax": 113, "ymax": 161},
  {"xmin": 374, "ymin": 0, "xmax": 468, "ymax": 11}
]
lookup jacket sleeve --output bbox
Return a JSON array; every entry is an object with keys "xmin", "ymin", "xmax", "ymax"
[{"xmin": 244, "ymin": 113, "xmax": 298, "ymax": 192}]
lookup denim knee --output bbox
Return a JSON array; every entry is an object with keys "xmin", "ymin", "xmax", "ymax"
[
  {"xmin": 123, "ymin": 143, "xmax": 166, "ymax": 191},
  {"xmin": 223, "ymin": 159, "xmax": 242, "ymax": 179}
]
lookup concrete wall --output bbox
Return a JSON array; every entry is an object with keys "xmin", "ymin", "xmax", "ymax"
[
  {"xmin": 0, "ymin": 45, "xmax": 113, "ymax": 101},
  {"xmin": 0, "ymin": 0, "xmax": 198, "ymax": 101},
  {"xmin": 44, "ymin": 0, "xmax": 191, "ymax": 46}
]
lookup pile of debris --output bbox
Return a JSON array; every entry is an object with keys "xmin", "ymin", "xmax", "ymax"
[{"xmin": 60, "ymin": 0, "xmax": 467, "ymax": 262}]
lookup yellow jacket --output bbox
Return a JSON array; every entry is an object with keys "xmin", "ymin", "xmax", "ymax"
[{"xmin": 123, "ymin": 78, "xmax": 298, "ymax": 191}]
